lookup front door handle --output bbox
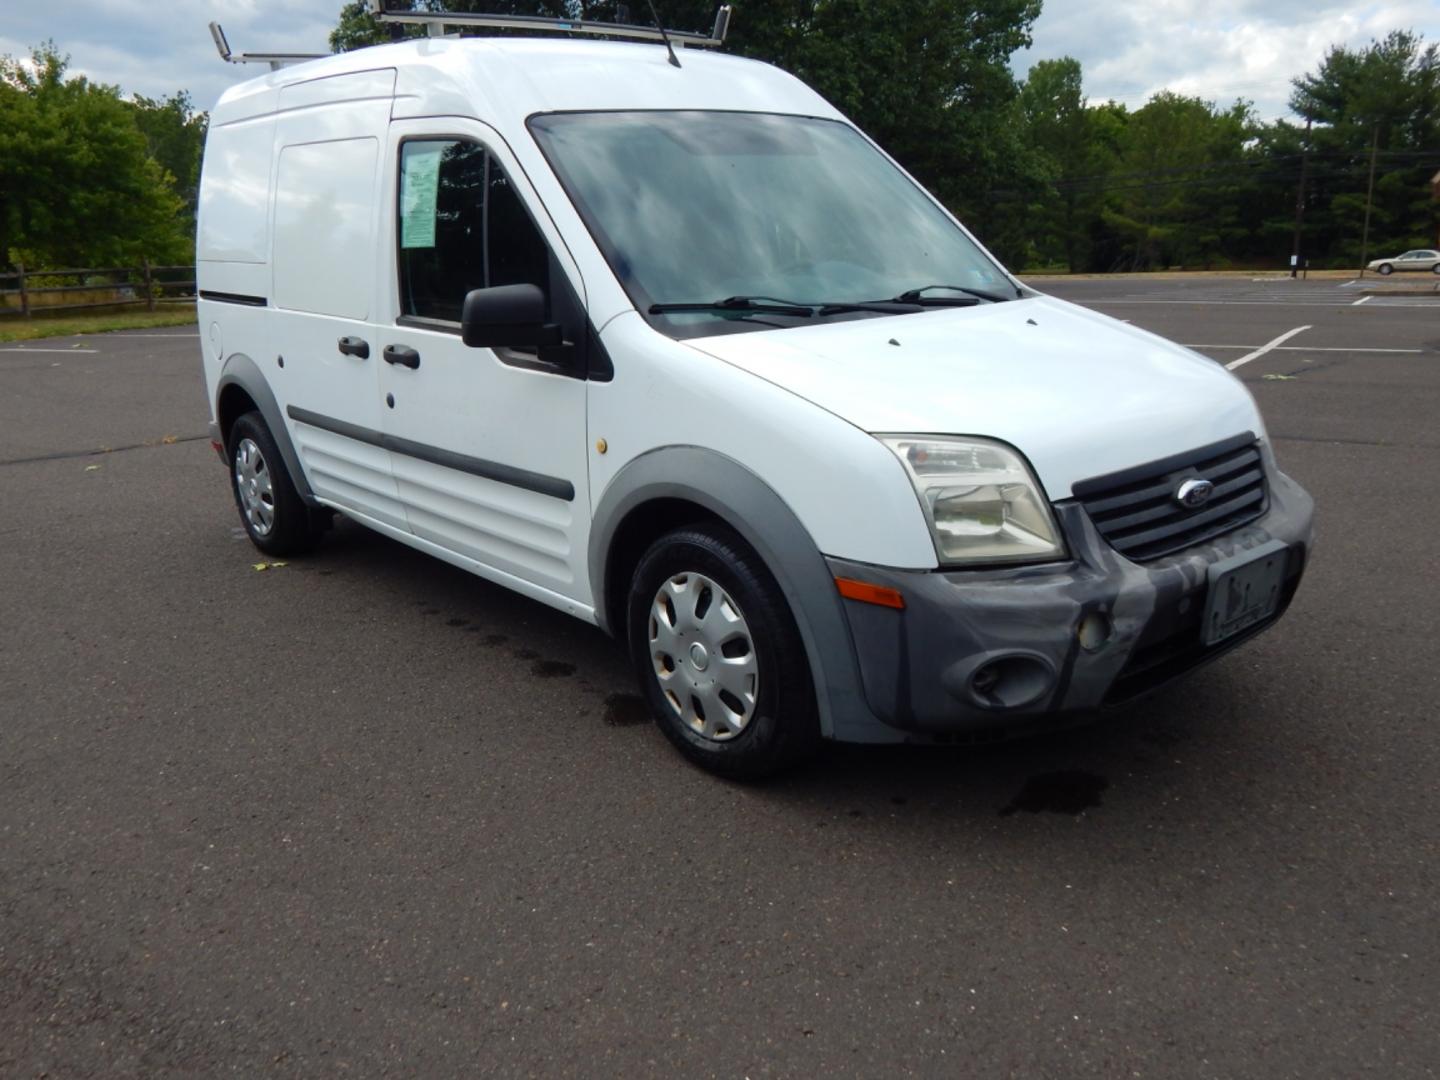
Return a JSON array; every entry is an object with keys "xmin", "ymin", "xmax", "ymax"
[
  {"xmin": 383, "ymin": 344, "xmax": 421, "ymax": 370},
  {"xmin": 337, "ymin": 336, "xmax": 369, "ymax": 359}
]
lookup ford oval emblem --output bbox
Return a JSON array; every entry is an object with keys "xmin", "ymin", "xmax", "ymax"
[{"xmin": 1175, "ymin": 477, "xmax": 1215, "ymax": 509}]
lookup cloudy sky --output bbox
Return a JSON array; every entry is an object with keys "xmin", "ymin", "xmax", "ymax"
[{"xmin": 3, "ymin": 1, "xmax": 1437, "ymax": 120}]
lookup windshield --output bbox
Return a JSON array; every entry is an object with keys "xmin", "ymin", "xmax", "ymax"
[{"xmin": 528, "ymin": 111, "xmax": 1018, "ymax": 337}]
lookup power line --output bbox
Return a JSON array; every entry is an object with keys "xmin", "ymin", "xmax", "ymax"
[{"xmin": 1047, "ymin": 149, "xmax": 1438, "ymax": 189}]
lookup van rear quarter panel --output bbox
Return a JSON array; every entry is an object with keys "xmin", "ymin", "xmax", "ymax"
[
  {"xmin": 198, "ymin": 70, "xmax": 396, "ymax": 429},
  {"xmin": 197, "ymin": 98, "xmax": 277, "ymax": 418}
]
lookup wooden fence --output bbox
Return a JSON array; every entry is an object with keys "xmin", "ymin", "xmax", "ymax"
[{"xmin": 0, "ymin": 262, "xmax": 196, "ymax": 317}]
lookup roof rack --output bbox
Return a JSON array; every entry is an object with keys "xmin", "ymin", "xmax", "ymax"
[
  {"xmin": 209, "ymin": 22, "xmax": 325, "ymax": 70},
  {"xmin": 365, "ymin": 1, "xmax": 732, "ymax": 49}
]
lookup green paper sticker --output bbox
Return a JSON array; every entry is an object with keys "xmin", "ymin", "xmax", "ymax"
[{"xmin": 400, "ymin": 147, "xmax": 442, "ymax": 249}]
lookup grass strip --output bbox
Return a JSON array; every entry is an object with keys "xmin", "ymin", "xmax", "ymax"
[{"xmin": 0, "ymin": 305, "xmax": 198, "ymax": 343}]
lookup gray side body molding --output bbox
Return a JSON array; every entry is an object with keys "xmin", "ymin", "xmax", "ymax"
[
  {"xmin": 215, "ymin": 354, "xmax": 317, "ymax": 506},
  {"xmin": 589, "ymin": 446, "xmax": 885, "ymax": 742}
]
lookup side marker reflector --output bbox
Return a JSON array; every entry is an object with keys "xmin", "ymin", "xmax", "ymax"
[{"xmin": 835, "ymin": 577, "xmax": 905, "ymax": 610}]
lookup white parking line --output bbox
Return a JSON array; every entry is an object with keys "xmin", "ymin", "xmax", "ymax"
[
  {"xmin": 107, "ymin": 332, "xmax": 201, "ymax": 338},
  {"xmin": 0, "ymin": 347, "xmax": 98, "ymax": 353},
  {"xmin": 1186, "ymin": 344, "xmax": 1422, "ymax": 354},
  {"xmin": 1226, "ymin": 326, "xmax": 1311, "ymax": 371},
  {"xmin": 1353, "ymin": 295, "xmax": 1372, "ymax": 306}
]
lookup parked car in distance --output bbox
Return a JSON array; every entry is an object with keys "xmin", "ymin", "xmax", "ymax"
[
  {"xmin": 1367, "ymin": 249, "xmax": 1440, "ymax": 275},
  {"xmin": 196, "ymin": 26, "xmax": 1314, "ymax": 779}
]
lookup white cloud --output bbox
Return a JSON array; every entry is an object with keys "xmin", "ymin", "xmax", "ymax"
[
  {"xmin": 1016, "ymin": 0, "xmax": 1440, "ymax": 120},
  {"xmin": 2, "ymin": 0, "xmax": 339, "ymax": 110}
]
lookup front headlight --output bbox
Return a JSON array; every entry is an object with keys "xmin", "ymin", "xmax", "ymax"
[{"xmin": 879, "ymin": 435, "xmax": 1065, "ymax": 565}]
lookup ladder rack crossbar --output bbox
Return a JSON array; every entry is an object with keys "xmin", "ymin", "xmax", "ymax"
[
  {"xmin": 233, "ymin": 53, "xmax": 329, "ymax": 62},
  {"xmin": 367, "ymin": 3, "xmax": 731, "ymax": 49},
  {"xmin": 209, "ymin": 22, "xmax": 325, "ymax": 69}
]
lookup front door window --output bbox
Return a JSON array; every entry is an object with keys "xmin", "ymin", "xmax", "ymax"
[{"xmin": 397, "ymin": 139, "xmax": 551, "ymax": 325}]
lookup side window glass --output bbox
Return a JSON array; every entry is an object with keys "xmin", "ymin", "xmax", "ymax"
[
  {"xmin": 398, "ymin": 139, "xmax": 550, "ymax": 324},
  {"xmin": 487, "ymin": 161, "xmax": 550, "ymax": 295},
  {"xmin": 399, "ymin": 140, "xmax": 486, "ymax": 322}
]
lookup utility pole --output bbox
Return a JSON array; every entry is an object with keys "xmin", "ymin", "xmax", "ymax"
[
  {"xmin": 1357, "ymin": 125, "xmax": 1380, "ymax": 278},
  {"xmin": 1290, "ymin": 118, "xmax": 1312, "ymax": 279}
]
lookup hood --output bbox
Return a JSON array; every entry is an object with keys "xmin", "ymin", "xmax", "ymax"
[{"xmin": 683, "ymin": 295, "xmax": 1264, "ymax": 499}]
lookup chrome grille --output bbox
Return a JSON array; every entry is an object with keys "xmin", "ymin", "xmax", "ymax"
[{"xmin": 1074, "ymin": 435, "xmax": 1268, "ymax": 562}]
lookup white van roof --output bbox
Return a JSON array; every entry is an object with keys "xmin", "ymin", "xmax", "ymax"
[{"xmin": 211, "ymin": 37, "xmax": 842, "ymax": 133}]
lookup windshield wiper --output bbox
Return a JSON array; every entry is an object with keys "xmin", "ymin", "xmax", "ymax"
[
  {"xmin": 649, "ymin": 289, "xmax": 1007, "ymax": 322},
  {"xmin": 649, "ymin": 295, "xmax": 815, "ymax": 318},
  {"xmin": 894, "ymin": 283, "xmax": 1014, "ymax": 304},
  {"xmin": 810, "ymin": 284, "xmax": 1013, "ymax": 317},
  {"xmin": 815, "ymin": 300, "xmax": 926, "ymax": 316}
]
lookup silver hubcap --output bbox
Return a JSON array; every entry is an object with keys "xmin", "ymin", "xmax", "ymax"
[
  {"xmin": 233, "ymin": 437, "xmax": 276, "ymax": 537},
  {"xmin": 649, "ymin": 572, "xmax": 758, "ymax": 742}
]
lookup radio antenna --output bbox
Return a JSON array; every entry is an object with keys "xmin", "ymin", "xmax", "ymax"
[{"xmin": 645, "ymin": 0, "xmax": 681, "ymax": 68}]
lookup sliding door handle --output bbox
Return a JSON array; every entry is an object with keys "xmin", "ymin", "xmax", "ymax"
[
  {"xmin": 337, "ymin": 336, "xmax": 369, "ymax": 359},
  {"xmin": 383, "ymin": 344, "xmax": 420, "ymax": 370}
]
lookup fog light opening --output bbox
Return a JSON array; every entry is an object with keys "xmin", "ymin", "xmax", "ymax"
[{"xmin": 967, "ymin": 655, "xmax": 1054, "ymax": 710}]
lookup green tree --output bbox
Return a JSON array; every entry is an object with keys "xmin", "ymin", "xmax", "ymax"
[
  {"xmin": 130, "ymin": 91, "xmax": 209, "ymax": 220},
  {"xmin": 0, "ymin": 44, "xmax": 190, "ymax": 270},
  {"xmin": 1017, "ymin": 57, "xmax": 1122, "ymax": 270},
  {"xmin": 1292, "ymin": 30, "xmax": 1439, "ymax": 146},
  {"xmin": 1290, "ymin": 30, "xmax": 1440, "ymax": 262},
  {"xmin": 1099, "ymin": 92, "xmax": 1253, "ymax": 270}
]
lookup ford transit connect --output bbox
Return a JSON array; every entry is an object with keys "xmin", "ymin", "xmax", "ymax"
[{"xmin": 197, "ymin": 30, "xmax": 1313, "ymax": 778}]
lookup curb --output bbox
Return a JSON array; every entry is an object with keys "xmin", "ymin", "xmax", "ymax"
[{"xmin": 1356, "ymin": 285, "xmax": 1440, "ymax": 297}]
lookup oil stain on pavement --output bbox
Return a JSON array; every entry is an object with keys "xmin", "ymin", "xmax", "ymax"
[
  {"xmin": 1000, "ymin": 771, "xmax": 1109, "ymax": 816},
  {"xmin": 602, "ymin": 693, "xmax": 650, "ymax": 727}
]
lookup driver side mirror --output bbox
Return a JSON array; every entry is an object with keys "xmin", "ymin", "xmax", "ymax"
[{"xmin": 461, "ymin": 284, "xmax": 564, "ymax": 348}]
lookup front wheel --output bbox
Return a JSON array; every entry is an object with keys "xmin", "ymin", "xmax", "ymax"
[
  {"xmin": 228, "ymin": 411, "xmax": 325, "ymax": 556},
  {"xmin": 1431, "ymin": 264, "xmax": 1440, "ymax": 275},
  {"xmin": 1377, "ymin": 263, "xmax": 1393, "ymax": 275},
  {"xmin": 626, "ymin": 525, "xmax": 819, "ymax": 780}
]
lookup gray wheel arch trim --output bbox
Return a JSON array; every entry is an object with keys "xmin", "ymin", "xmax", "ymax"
[
  {"xmin": 215, "ymin": 353, "xmax": 317, "ymax": 506},
  {"xmin": 589, "ymin": 446, "xmax": 878, "ymax": 741}
]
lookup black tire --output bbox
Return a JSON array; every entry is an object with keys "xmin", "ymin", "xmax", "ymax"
[
  {"xmin": 1431, "ymin": 264, "xmax": 1440, "ymax": 275},
  {"xmin": 227, "ymin": 411, "xmax": 324, "ymax": 557},
  {"xmin": 1377, "ymin": 263, "xmax": 1393, "ymax": 275},
  {"xmin": 626, "ymin": 524, "xmax": 819, "ymax": 780}
]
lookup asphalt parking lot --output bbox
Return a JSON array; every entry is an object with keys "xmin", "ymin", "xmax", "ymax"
[{"xmin": 3, "ymin": 276, "xmax": 1438, "ymax": 1077}]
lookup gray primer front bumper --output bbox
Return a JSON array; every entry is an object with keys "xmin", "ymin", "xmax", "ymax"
[{"xmin": 828, "ymin": 467, "xmax": 1314, "ymax": 741}]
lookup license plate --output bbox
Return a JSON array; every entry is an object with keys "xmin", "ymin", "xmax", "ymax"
[{"xmin": 1202, "ymin": 540, "xmax": 1289, "ymax": 646}]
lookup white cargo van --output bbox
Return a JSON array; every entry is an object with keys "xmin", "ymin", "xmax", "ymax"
[{"xmin": 197, "ymin": 19, "xmax": 1313, "ymax": 778}]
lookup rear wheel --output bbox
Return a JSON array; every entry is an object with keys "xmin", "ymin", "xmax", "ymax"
[
  {"xmin": 1431, "ymin": 264, "xmax": 1440, "ymax": 275},
  {"xmin": 626, "ymin": 524, "xmax": 819, "ymax": 780},
  {"xmin": 228, "ymin": 411, "xmax": 325, "ymax": 556}
]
